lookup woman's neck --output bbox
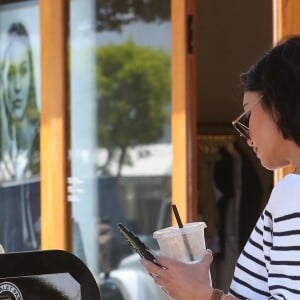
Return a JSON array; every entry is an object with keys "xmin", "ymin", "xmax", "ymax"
[{"xmin": 9, "ymin": 119, "xmax": 32, "ymax": 151}]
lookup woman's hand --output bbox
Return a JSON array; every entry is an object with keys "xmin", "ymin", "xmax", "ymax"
[{"xmin": 141, "ymin": 249, "xmax": 214, "ymax": 300}]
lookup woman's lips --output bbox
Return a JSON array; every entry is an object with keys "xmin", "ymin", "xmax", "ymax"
[
  {"xmin": 12, "ymin": 99, "xmax": 22, "ymax": 108},
  {"xmin": 253, "ymin": 147, "xmax": 259, "ymax": 156}
]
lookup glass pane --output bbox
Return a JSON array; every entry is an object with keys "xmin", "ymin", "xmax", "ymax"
[
  {"xmin": 69, "ymin": 0, "xmax": 171, "ymax": 298},
  {"xmin": 0, "ymin": 1, "xmax": 40, "ymax": 252}
]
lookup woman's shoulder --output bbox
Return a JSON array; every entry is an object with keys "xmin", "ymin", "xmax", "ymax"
[
  {"xmin": 273, "ymin": 173, "xmax": 300, "ymax": 192},
  {"xmin": 266, "ymin": 174, "xmax": 300, "ymax": 216}
]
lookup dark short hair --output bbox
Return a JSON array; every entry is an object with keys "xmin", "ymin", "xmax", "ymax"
[{"xmin": 241, "ymin": 36, "xmax": 300, "ymax": 146}]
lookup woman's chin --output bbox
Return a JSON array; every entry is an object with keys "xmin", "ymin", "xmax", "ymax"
[{"xmin": 258, "ymin": 158, "xmax": 273, "ymax": 171}]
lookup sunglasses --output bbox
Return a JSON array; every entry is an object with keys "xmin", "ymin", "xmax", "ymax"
[{"xmin": 232, "ymin": 95, "xmax": 263, "ymax": 140}]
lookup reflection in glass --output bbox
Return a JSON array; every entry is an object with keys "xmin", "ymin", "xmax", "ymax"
[
  {"xmin": 0, "ymin": 2, "xmax": 40, "ymax": 253},
  {"xmin": 70, "ymin": 1, "xmax": 171, "ymax": 299}
]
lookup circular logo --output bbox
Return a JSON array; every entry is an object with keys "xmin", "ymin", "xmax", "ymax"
[{"xmin": 0, "ymin": 282, "xmax": 23, "ymax": 300}]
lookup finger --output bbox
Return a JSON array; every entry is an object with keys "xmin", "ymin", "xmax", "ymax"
[
  {"xmin": 200, "ymin": 249, "xmax": 213, "ymax": 267},
  {"xmin": 141, "ymin": 258, "xmax": 166, "ymax": 276},
  {"xmin": 154, "ymin": 275, "xmax": 164, "ymax": 286},
  {"xmin": 161, "ymin": 287, "xmax": 169, "ymax": 296},
  {"xmin": 148, "ymin": 272, "xmax": 158, "ymax": 279},
  {"xmin": 154, "ymin": 255, "xmax": 179, "ymax": 268}
]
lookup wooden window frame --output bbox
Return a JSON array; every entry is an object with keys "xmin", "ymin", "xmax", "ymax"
[
  {"xmin": 39, "ymin": 0, "xmax": 198, "ymax": 248},
  {"xmin": 40, "ymin": 0, "xmax": 70, "ymax": 250},
  {"xmin": 171, "ymin": 0, "xmax": 198, "ymax": 223},
  {"xmin": 273, "ymin": 0, "xmax": 300, "ymax": 182}
]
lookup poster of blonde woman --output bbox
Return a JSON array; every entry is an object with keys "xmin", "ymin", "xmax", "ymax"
[{"xmin": 0, "ymin": 2, "xmax": 40, "ymax": 252}]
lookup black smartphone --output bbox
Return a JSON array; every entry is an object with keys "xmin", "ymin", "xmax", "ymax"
[{"xmin": 118, "ymin": 223, "xmax": 165, "ymax": 269}]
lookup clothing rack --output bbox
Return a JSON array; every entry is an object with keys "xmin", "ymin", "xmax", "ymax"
[{"xmin": 197, "ymin": 135, "xmax": 235, "ymax": 155}]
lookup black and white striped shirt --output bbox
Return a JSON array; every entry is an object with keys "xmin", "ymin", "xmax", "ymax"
[{"xmin": 229, "ymin": 174, "xmax": 300, "ymax": 299}]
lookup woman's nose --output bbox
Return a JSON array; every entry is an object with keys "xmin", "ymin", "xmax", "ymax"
[{"xmin": 14, "ymin": 72, "xmax": 21, "ymax": 93}]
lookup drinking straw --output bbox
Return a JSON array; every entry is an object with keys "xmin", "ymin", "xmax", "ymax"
[{"xmin": 172, "ymin": 204, "xmax": 194, "ymax": 261}]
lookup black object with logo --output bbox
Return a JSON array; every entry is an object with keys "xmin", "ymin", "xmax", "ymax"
[{"xmin": 0, "ymin": 250, "xmax": 101, "ymax": 299}]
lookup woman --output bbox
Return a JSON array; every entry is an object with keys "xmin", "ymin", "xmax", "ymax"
[
  {"xmin": 142, "ymin": 36, "xmax": 300, "ymax": 299},
  {"xmin": 0, "ymin": 22, "xmax": 39, "ymax": 179},
  {"xmin": 0, "ymin": 22, "xmax": 40, "ymax": 252}
]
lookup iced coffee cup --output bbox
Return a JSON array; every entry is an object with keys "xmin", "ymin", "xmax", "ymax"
[{"xmin": 153, "ymin": 222, "xmax": 207, "ymax": 263}]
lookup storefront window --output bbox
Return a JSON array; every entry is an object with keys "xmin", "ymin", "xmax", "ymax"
[
  {"xmin": 0, "ymin": 0, "xmax": 40, "ymax": 252},
  {"xmin": 69, "ymin": 0, "xmax": 171, "ymax": 298}
]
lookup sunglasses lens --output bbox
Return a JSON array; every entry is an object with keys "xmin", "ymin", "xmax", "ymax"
[
  {"xmin": 240, "ymin": 112, "xmax": 250, "ymax": 128},
  {"xmin": 232, "ymin": 95, "xmax": 262, "ymax": 140}
]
